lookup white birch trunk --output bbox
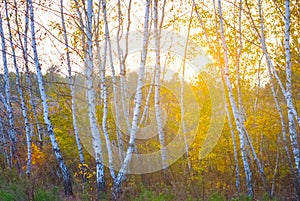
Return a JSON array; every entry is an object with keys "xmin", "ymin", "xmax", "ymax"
[
  {"xmin": 27, "ymin": 0, "xmax": 73, "ymax": 195},
  {"xmin": 4, "ymin": 0, "xmax": 32, "ymax": 175},
  {"xmin": 217, "ymin": 0, "xmax": 253, "ymax": 196},
  {"xmin": 100, "ymin": 0, "xmax": 118, "ymax": 180},
  {"xmin": 225, "ymin": 100, "xmax": 240, "ymax": 193},
  {"xmin": 153, "ymin": 0, "xmax": 167, "ymax": 170},
  {"xmin": 0, "ymin": 111, "xmax": 9, "ymax": 167},
  {"xmin": 60, "ymin": 0, "xmax": 86, "ymax": 182},
  {"xmin": 102, "ymin": 0, "xmax": 124, "ymax": 165},
  {"xmin": 256, "ymin": 0, "xmax": 300, "ymax": 127},
  {"xmin": 117, "ymin": 0, "xmax": 132, "ymax": 137},
  {"xmin": 85, "ymin": 0, "xmax": 105, "ymax": 192},
  {"xmin": 0, "ymin": 14, "xmax": 21, "ymax": 174},
  {"xmin": 284, "ymin": 0, "xmax": 300, "ymax": 186},
  {"xmin": 266, "ymin": 61, "xmax": 295, "ymax": 178},
  {"xmin": 22, "ymin": 1, "xmax": 43, "ymax": 148},
  {"xmin": 257, "ymin": 0, "xmax": 300, "ymax": 190},
  {"xmin": 236, "ymin": 1, "xmax": 270, "ymax": 196},
  {"xmin": 236, "ymin": 0, "xmax": 245, "ymax": 122},
  {"xmin": 113, "ymin": 0, "xmax": 151, "ymax": 198}
]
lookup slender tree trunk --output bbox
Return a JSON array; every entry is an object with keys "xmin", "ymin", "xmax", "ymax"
[
  {"xmin": 217, "ymin": 0, "xmax": 253, "ymax": 196},
  {"xmin": 117, "ymin": 0, "xmax": 132, "ymax": 138},
  {"xmin": 257, "ymin": 0, "xmax": 300, "ymax": 195},
  {"xmin": 113, "ymin": 0, "xmax": 151, "ymax": 198},
  {"xmin": 153, "ymin": 0, "xmax": 167, "ymax": 171},
  {"xmin": 14, "ymin": 0, "xmax": 42, "ymax": 149},
  {"xmin": 254, "ymin": 0, "xmax": 300, "ymax": 126},
  {"xmin": 225, "ymin": 100, "xmax": 240, "ymax": 193},
  {"xmin": 27, "ymin": 0, "xmax": 73, "ymax": 195},
  {"xmin": 4, "ymin": 0, "xmax": 32, "ymax": 175},
  {"xmin": 0, "ymin": 14, "xmax": 22, "ymax": 175},
  {"xmin": 85, "ymin": 0, "xmax": 105, "ymax": 193},
  {"xmin": 60, "ymin": 0, "xmax": 86, "ymax": 183},
  {"xmin": 0, "ymin": 117, "xmax": 9, "ymax": 168},
  {"xmin": 22, "ymin": 1, "xmax": 43, "ymax": 149},
  {"xmin": 102, "ymin": 0, "xmax": 124, "ymax": 166},
  {"xmin": 235, "ymin": 0, "xmax": 245, "ymax": 123},
  {"xmin": 284, "ymin": 0, "xmax": 300, "ymax": 187}
]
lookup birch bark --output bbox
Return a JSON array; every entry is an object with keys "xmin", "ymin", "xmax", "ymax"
[
  {"xmin": 85, "ymin": 0, "xmax": 105, "ymax": 192},
  {"xmin": 283, "ymin": 0, "xmax": 300, "ymax": 187},
  {"xmin": 4, "ymin": 0, "xmax": 32, "ymax": 175},
  {"xmin": 0, "ymin": 13, "xmax": 21, "ymax": 174},
  {"xmin": 217, "ymin": 0, "xmax": 253, "ymax": 196},
  {"xmin": 27, "ymin": 0, "xmax": 73, "ymax": 195},
  {"xmin": 99, "ymin": 0, "xmax": 118, "ymax": 181},
  {"xmin": 113, "ymin": 0, "xmax": 151, "ymax": 198},
  {"xmin": 153, "ymin": 0, "xmax": 167, "ymax": 170},
  {"xmin": 117, "ymin": 0, "xmax": 132, "ymax": 137},
  {"xmin": 22, "ymin": 1, "xmax": 43, "ymax": 148},
  {"xmin": 257, "ymin": 0, "xmax": 300, "ymax": 189},
  {"xmin": 60, "ymin": 0, "xmax": 86, "ymax": 182},
  {"xmin": 225, "ymin": 100, "xmax": 240, "ymax": 193}
]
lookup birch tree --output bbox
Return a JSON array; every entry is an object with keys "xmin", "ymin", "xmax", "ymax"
[
  {"xmin": 283, "ymin": 0, "xmax": 300, "ymax": 187},
  {"xmin": 0, "ymin": 13, "xmax": 21, "ymax": 174},
  {"xmin": 217, "ymin": 0, "xmax": 253, "ymax": 196},
  {"xmin": 98, "ymin": 0, "xmax": 118, "ymax": 182},
  {"xmin": 60, "ymin": 0, "xmax": 86, "ymax": 183},
  {"xmin": 113, "ymin": 0, "xmax": 151, "ymax": 198},
  {"xmin": 117, "ymin": 0, "xmax": 132, "ymax": 137},
  {"xmin": 254, "ymin": 0, "xmax": 300, "ymax": 195},
  {"xmin": 21, "ymin": 0, "xmax": 43, "ymax": 149},
  {"xmin": 4, "ymin": 0, "xmax": 32, "ymax": 175},
  {"xmin": 102, "ymin": 0, "xmax": 123, "ymax": 168},
  {"xmin": 27, "ymin": 0, "xmax": 73, "ymax": 195},
  {"xmin": 153, "ymin": 0, "xmax": 167, "ymax": 171},
  {"xmin": 85, "ymin": 0, "xmax": 105, "ymax": 192}
]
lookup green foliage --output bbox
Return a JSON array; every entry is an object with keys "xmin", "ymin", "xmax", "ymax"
[
  {"xmin": 208, "ymin": 192, "xmax": 225, "ymax": 201},
  {"xmin": 186, "ymin": 195, "xmax": 202, "ymax": 201},
  {"xmin": 133, "ymin": 188, "xmax": 174, "ymax": 201},
  {"xmin": 0, "ymin": 170, "xmax": 28, "ymax": 201},
  {"xmin": 0, "ymin": 191, "xmax": 15, "ymax": 201},
  {"xmin": 230, "ymin": 194, "xmax": 252, "ymax": 201},
  {"xmin": 34, "ymin": 187, "xmax": 60, "ymax": 201}
]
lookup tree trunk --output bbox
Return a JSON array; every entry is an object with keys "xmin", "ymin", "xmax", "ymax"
[
  {"xmin": 284, "ymin": 0, "xmax": 300, "ymax": 189},
  {"xmin": 225, "ymin": 101, "xmax": 240, "ymax": 193},
  {"xmin": 217, "ymin": 0, "xmax": 253, "ymax": 196},
  {"xmin": 4, "ymin": 0, "xmax": 32, "ymax": 175},
  {"xmin": 0, "ymin": 14, "xmax": 22, "ymax": 175},
  {"xmin": 27, "ymin": 0, "xmax": 73, "ymax": 195},
  {"xmin": 85, "ymin": 0, "xmax": 105, "ymax": 193},
  {"xmin": 113, "ymin": 0, "xmax": 151, "ymax": 198},
  {"xmin": 154, "ymin": 0, "xmax": 167, "ymax": 170},
  {"xmin": 60, "ymin": 0, "xmax": 86, "ymax": 183},
  {"xmin": 22, "ymin": 2, "xmax": 43, "ymax": 149},
  {"xmin": 257, "ymin": 0, "xmax": 300, "ymax": 196}
]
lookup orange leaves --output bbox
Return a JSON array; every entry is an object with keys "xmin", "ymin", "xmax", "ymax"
[{"xmin": 31, "ymin": 143, "xmax": 45, "ymax": 166}]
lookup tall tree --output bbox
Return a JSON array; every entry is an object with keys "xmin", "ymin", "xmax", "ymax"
[
  {"xmin": 217, "ymin": 0, "xmax": 253, "ymax": 196},
  {"xmin": 60, "ymin": 0, "xmax": 86, "ymax": 183},
  {"xmin": 84, "ymin": 0, "xmax": 105, "ymax": 193},
  {"xmin": 283, "ymin": 0, "xmax": 300, "ymax": 190},
  {"xmin": 0, "ymin": 12, "xmax": 21, "ymax": 174},
  {"xmin": 27, "ymin": 0, "xmax": 73, "ymax": 195},
  {"xmin": 4, "ymin": 0, "xmax": 32, "ymax": 175},
  {"xmin": 153, "ymin": 0, "xmax": 167, "ymax": 171},
  {"xmin": 113, "ymin": 0, "xmax": 151, "ymax": 198}
]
